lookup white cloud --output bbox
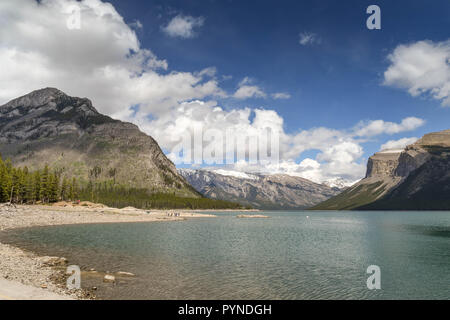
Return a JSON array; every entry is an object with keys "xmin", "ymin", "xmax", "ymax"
[
  {"xmin": 288, "ymin": 159, "xmax": 325, "ymax": 183},
  {"xmin": 233, "ymin": 77, "xmax": 267, "ymax": 99},
  {"xmin": 233, "ymin": 86, "xmax": 267, "ymax": 99},
  {"xmin": 380, "ymin": 137, "xmax": 418, "ymax": 151},
  {"xmin": 384, "ymin": 40, "xmax": 450, "ymax": 106},
  {"xmin": 233, "ymin": 78, "xmax": 291, "ymax": 100},
  {"xmin": 299, "ymin": 32, "xmax": 321, "ymax": 46},
  {"xmin": 283, "ymin": 131, "xmax": 367, "ymax": 183},
  {"xmin": 162, "ymin": 14, "xmax": 205, "ymax": 39},
  {"xmin": 271, "ymin": 92, "xmax": 291, "ymax": 100},
  {"xmin": 354, "ymin": 117, "xmax": 425, "ymax": 137},
  {"xmin": 129, "ymin": 20, "xmax": 143, "ymax": 29},
  {"xmin": 238, "ymin": 77, "xmax": 252, "ymax": 86}
]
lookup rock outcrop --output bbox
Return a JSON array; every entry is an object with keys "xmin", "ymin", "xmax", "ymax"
[
  {"xmin": 366, "ymin": 151, "xmax": 401, "ymax": 178},
  {"xmin": 178, "ymin": 169, "xmax": 341, "ymax": 209},
  {"xmin": 312, "ymin": 129, "xmax": 450, "ymax": 210},
  {"xmin": 415, "ymin": 130, "xmax": 450, "ymax": 147}
]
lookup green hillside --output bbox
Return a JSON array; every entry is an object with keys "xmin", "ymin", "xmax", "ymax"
[
  {"xmin": 310, "ymin": 181, "xmax": 386, "ymax": 210},
  {"xmin": 0, "ymin": 155, "xmax": 246, "ymax": 210}
]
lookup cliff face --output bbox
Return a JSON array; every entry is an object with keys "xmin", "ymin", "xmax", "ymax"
[
  {"xmin": 366, "ymin": 151, "xmax": 401, "ymax": 178},
  {"xmin": 394, "ymin": 145, "xmax": 430, "ymax": 177},
  {"xmin": 312, "ymin": 129, "xmax": 450, "ymax": 210},
  {"xmin": 179, "ymin": 169, "xmax": 341, "ymax": 210},
  {"xmin": 0, "ymin": 88, "xmax": 198, "ymax": 197}
]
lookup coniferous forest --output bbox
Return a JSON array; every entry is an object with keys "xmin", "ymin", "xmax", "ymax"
[{"xmin": 0, "ymin": 155, "xmax": 247, "ymax": 210}]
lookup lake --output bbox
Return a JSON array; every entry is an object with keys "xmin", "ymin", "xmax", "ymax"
[{"xmin": 1, "ymin": 211, "xmax": 449, "ymax": 299}]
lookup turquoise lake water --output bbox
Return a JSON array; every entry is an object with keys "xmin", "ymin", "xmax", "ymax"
[{"xmin": 1, "ymin": 211, "xmax": 449, "ymax": 300}]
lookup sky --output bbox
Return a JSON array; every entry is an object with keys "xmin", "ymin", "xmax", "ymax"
[{"xmin": 0, "ymin": 0, "xmax": 449, "ymax": 185}]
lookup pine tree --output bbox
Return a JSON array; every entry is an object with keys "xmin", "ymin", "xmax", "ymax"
[
  {"xmin": 33, "ymin": 170, "xmax": 41, "ymax": 203},
  {"xmin": 0, "ymin": 155, "xmax": 8, "ymax": 203},
  {"xmin": 73, "ymin": 178, "xmax": 79, "ymax": 201},
  {"xmin": 25, "ymin": 171, "xmax": 35, "ymax": 203},
  {"xmin": 40, "ymin": 165, "xmax": 50, "ymax": 203},
  {"xmin": 60, "ymin": 177, "xmax": 69, "ymax": 201},
  {"xmin": 48, "ymin": 173, "xmax": 59, "ymax": 202},
  {"xmin": 18, "ymin": 168, "xmax": 26, "ymax": 203},
  {"xmin": 11, "ymin": 168, "xmax": 21, "ymax": 203}
]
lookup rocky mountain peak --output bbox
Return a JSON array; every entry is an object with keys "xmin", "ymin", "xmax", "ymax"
[
  {"xmin": 0, "ymin": 87, "xmax": 99, "ymax": 118},
  {"xmin": 1, "ymin": 87, "xmax": 63, "ymax": 110},
  {"xmin": 0, "ymin": 88, "xmax": 109, "ymax": 143}
]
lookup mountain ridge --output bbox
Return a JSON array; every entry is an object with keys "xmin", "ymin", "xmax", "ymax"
[
  {"xmin": 312, "ymin": 129, "xmax": 450, "ymax": 210},
  {"xmin": 179, "ymin": 168, "xmax": 342, "ymax": 209}
]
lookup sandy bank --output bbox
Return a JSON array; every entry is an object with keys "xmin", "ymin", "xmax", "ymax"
[
  {"xmin": 237, "ymin": 214, "xmax": 270, "ymax": 218},
  {"xmin": 0, "ymin": 202, "xmax": 216, "ymax": 231},
  {"xmin": 0, "ymin": 203, "xmax": 216, "ymax": 300}
]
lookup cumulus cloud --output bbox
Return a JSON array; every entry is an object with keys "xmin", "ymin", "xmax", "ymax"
[
  {"xmin": 354, "ymin": 117, "xmax": 425, "ymax": 137},
  {"xmin": 384, "ymin": 40, "xmax": 450, "ymax": 106},
  {"xmin": 299, "ymin": 32, "xmax": 321, "ymax": 46},
  {"xmin": 279, "ymin": 128, "xmax": 367, "ymax": 184},
  {"xmin": 162, "ymin": 14, "xmax": 205, "ymax": 38},
  {"xmin": 380, "ymin": 137, "xmax": 418, "ymax": 151}
]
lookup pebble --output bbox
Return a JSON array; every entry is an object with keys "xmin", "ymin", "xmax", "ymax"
[{"xmin": 103, "ymin": 275, "xmax": 116, "ymax": 283}]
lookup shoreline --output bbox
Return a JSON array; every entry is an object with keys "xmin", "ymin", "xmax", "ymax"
[
  {"xmin": 0, "ymin": 202, "xmax": 218, "ymax": 300},
  {"xmin": 0, "ymin": 202, "xmax": 219, "ymax": 232}
]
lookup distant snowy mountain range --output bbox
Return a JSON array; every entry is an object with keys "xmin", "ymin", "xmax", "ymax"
[{"xmin": 178, "ymin": 168, "xmax": 345, "ymax": 210}]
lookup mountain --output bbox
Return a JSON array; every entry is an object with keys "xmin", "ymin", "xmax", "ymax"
[
  {"xmin": 322, "ymin": 177, "xmax": 356, "ymax": 189},
  {"xmin": 178, "ymin": 169, "xmax": 341, "ymax": 209},
  {"xmin": 0, "ymin": 88, "xmax": 199, "ymax": 198},
  {"xmin": 312, "ymin": 129, "xmax": 450, "ymax": 210}
]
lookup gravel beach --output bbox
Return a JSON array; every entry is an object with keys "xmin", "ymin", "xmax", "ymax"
[{"xmin": 0, "ymin": 203, "xmax": 215, "ymax": 300}]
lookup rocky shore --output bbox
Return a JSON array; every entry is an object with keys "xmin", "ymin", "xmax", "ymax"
[{"xmin": 0, "ymin": 202, "xmax": 216, "ymax": 300}]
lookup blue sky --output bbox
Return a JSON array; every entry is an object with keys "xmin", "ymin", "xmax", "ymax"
[
  {"xmin": 1, "ymin": 0, "xmax": 449, "ymax": 184},
  {"xmin": 109, "ymin": 0, "xmax": 450, "ymax": 153}
]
